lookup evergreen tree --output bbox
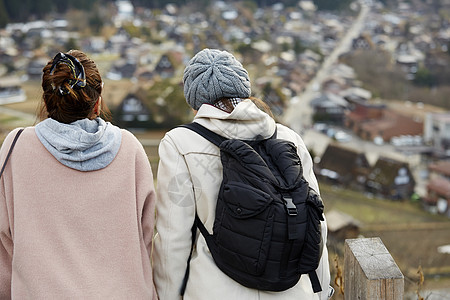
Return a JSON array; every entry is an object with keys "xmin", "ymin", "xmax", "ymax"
[
  {"xmin": 0, "ymin": 0, "xmax": 9, "ymax": 28},
  {"xmin": 313, "ymin": 0, "xmax": 352, "ymax": 11},
  {"xmin": 414, "ymin": 67, "xmax": 434, "ymax": 87},
  {"xmin": 89, "ymin": 8, "xmax": 104, "ymax": 34}
]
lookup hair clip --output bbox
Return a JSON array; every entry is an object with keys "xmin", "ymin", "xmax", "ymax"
[{"xmin": 49, "ymin": 52, "xmax": 86, "ymax": 95}]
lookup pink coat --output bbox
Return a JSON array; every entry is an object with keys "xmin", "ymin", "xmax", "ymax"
[{"xmin": 0, "ymin": 127, "xmax": 157, "ymax": 299}]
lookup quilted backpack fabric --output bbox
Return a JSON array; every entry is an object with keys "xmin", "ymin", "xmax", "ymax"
[{"xmin": 181, "ymin": 122, "xmax": 324, "ymax": 293}]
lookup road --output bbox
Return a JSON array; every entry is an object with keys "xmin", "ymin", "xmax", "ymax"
[
  {"xmin": 282, "ymin": 1, "xmax": 370, "ymax": 133},
  {"xmin": 281, "ymin": 1, "xmax": 434, "ymax": 196}
]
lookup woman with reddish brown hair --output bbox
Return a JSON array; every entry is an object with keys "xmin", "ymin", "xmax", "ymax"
[
  {"xmin": 39, "ymin": 50, "xmax": 110, "ymax": 123},
  {"xmin": 0, "ymin": 50, "xmax": 157, "ymax": 298}
]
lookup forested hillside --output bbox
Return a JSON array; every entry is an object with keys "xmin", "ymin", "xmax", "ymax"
[{"xmin": 0, "ymin": 0, "xmax": 354, "ymax": 28}]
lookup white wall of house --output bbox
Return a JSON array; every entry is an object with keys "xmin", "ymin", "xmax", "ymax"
[{"xmin": 424, "ymin": 112, "xmax": 450, "ymax": 150}]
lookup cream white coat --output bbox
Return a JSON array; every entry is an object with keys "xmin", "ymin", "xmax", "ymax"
[{"xmin": 153, "ymin": 100, "xmax": 331, "ymax": 300}]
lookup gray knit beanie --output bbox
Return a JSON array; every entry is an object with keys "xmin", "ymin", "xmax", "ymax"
[{"xmin": 183, "ymin": 49, "xmax": 251, "ymax": 110}]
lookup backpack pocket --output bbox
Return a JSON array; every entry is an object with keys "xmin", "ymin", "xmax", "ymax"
[
  {"xmin": 213, "ymin": 181, "xmax": 275, "ymax": 276},
  {"xmin": 298, "ymin": 188, "xmax": 324, "ymax": 273}
]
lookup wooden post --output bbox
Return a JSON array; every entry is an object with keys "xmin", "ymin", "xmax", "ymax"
[{"xmin": 344, "ymin": 237, "xmax": 404, "ymax": 300}]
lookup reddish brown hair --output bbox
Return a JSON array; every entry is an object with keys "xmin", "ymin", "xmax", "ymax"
[{"xmin": 39, "ymin": 50, "xmax": 111, "ymax": 123}]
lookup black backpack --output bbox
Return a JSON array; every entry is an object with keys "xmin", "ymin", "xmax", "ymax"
[{"xmin": 180, "ymin": 122, "xmax": 324, "ymax": 294}]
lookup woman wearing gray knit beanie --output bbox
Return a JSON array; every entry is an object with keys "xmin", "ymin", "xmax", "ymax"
[
  {"xmin": 153, "ymin": 49, "xmax": 332, "ymax": 300},
  {"xmin": 183, "ymin": 48, "xmax": 252, "ymax": 111}
]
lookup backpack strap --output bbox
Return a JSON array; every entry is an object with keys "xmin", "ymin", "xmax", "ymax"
[
  {"xmin": 194, "ymin": 214, "xmax": 217, "ymax": 248},
  {"xmin": 0, "ymin": 129, "xmax": 24, "ymax": 178},
  {"xmin": 179, "ymin": 122, "xmax": 226, "ymax": 147},
  {"xmin": 178, "ymin": 122, "xmax": 224, "ymax": 295},
  {"xmin": 180, "ymin": 214, "xmax": 217, "ymax": 296},
  {"xmin": 180, "ymin": 122, "xmax": 278, "ymax": 146},
  {"xmin": 309, "ymin": 271, "xmax": 322, "ymax": 293},
  {"xmin": 179, "ymin": 216, "xmax": 198, "ymax": 296}
]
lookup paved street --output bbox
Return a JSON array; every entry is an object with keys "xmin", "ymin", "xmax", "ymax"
[{"xmin": 282, "ymin": 1, "xmax": 370, "ymax": 133}]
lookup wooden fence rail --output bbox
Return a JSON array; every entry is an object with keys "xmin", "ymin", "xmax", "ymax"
[{"xmin": 344, "ymin": 237, "xmax": 404, "ymax": 300}]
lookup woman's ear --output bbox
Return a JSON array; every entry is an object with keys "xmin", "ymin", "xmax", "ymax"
[{"xmin": 94, "ymin": 96, "xmax": 102, "ymax": 116}]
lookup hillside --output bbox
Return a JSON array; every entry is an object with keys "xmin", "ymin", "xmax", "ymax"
[{"xmin": 321, "ymin": 183, "xmax": 450, "ymax": 297}]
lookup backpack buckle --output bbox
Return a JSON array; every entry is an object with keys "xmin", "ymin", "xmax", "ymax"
[{"xmin": 282, "ymin": 195, "xmax": 298, "ymax": 216}]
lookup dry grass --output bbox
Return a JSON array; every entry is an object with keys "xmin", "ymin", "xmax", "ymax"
[
  {"xmin": 321, "ymin": 183, "xmax": 450, "ymax": 296},
  {"xmin": 4, "ymin": 81, "xmax": 41, "ymax": 117}
]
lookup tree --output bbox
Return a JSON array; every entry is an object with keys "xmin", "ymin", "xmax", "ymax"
[
  {"xmin": 89, "ymin": 8, "xmax": 104, "ymax": 35},
  {"xmin": 65, "ymin": 37, "xmax": 79, "ymax": 51},
  {"xmin": 293, "ymin": 38, "xmax": 306, "ymax": 54},
  {"xmin": 4, "ymin": 0, "xmax": 24, "ymax": 21},
  {"xmin": 313, "ymin": 0, "xmax": 352, "ymax": 11},
  {"xmin": 0, "ymin": 0, "xmax": 9, "ymax": 28},
  {"xmin": 340, "ymin": 50, "xmax": 408, "ymax": 100},
  {"xmin": 413, "ymin": 67, "xmax": 434, "ymax": 87}
]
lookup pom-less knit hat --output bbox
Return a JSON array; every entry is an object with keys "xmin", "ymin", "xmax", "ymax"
[{"xmin": 183, "ymin": 49, "xmax": 251, "ymax": 110}]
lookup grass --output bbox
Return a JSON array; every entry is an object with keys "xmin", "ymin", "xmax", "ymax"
[
  {"xmin": 0, "ymin": 114, "xmax": 22, "ymax": 125},
  {"xmin": 321, "ymin": 183, "xmax": 449, "ymax": 225},
  {"xmin": 320, "ymin": 182, "xmax": 450, "ymax": 297}
]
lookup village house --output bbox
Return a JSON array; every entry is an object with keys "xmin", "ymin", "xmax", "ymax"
[
  {"xmin": 396, "ymin": 54, "xmax": 419, "ymax": 79},
  {"xmin": 358, "ymin": 109, "xmax": 423, "ymax": 143},
  {"xmin": 153, "ymin": 51, "xmax": 184, "ymax": 79},
  {"xmin": 283, "ymin": 69, "xmax": 309, "ymax": 95},
  {"xmin": 345, "ymin": 101, "xmax": 424, "ymax": 144},
  {"xmin": 310, "ymin": 92, "xmax": 349, "ymax": 125},
  {"xmin": 81, "ymin": 37, "xmax": 106, "ymax": 54},
  {"xmin": 352, "ymin": 34, "xmax": 374, "ymax": 50},
  {"xmin": 26, "ymin": 57, "xmax": 49, "ymax": 80},
  {"xmin": 325, "ymin": 209, "xmax": 361, "ymax": 243},
  {"xmin": 321, "ymin": 76, "xmax": 347, "ymax": 94},
  {"xmin": 344, "ymin": 101, "xmax": 385, "ymax": 131},
  {"xmin": 0, "ymin": 77, "xmax": 26, "ymax": 104},
  {"xmin": 371, "ymin": 34, "xmax": 392, "ymax": 50},
  {"xmin": 327, "ymin": 64, "xmax": 357, "ymax": 87},
  {"xmin": 114, "ymin": 93, "xmax": 151, "ymax": 129},
  {"xmin": 106, "ymin": 59, "xmax": 138, "ymax": 80},
  {"xmin": 395, "ymin": 42, "xmax": 425, "ymax": 79},
  {"xmin": 365, "ymin": 156, "xmax": 416, "ymax": 200},
  {"xmin": 105, "ymin": 30, "xmax": 131, "ymax": 55},
  {"xmin": 414, "ymin": 33, "xmax": 433, "ymax": 52},
  {"xmin": 340, "ymin": 86, "xmax": 372, "ymax": 103},
  {"xmin": 134, "ymin": 66, "xmax": 155, "ymax": 81},
  {"xmin": 315, "ymin": 143, "xmax": 370, "ymax": 189},
  {"xmin": 114, "ymin": 80, "xmax": 189, "ymax": 130},
  {"xmin": 423, "ymin": 160, "xmax": 450, "ymax": 217},
  {"xmin": 424, "ymin": 112, "xmax": 450, "ymax": 157}
]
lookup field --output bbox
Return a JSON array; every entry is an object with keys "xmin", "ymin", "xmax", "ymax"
[{"xmin": 321, "ymin": 184, "xmax": 450, "ymax": 298}]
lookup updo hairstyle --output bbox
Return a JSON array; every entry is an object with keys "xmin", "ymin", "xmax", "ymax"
[{"xmin": 40, "ymin": 50, "xmax": 110, "ymax": 124}]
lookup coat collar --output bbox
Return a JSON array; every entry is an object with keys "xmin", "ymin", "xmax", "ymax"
[{"xmin": 194, "ymin": 99, "xmax": 276, "ymax": 140}]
